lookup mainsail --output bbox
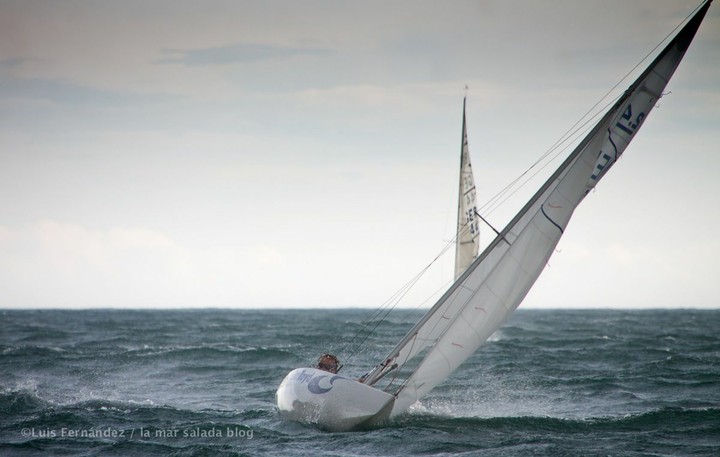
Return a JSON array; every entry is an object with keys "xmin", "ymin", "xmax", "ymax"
[
  {"xmin": 363, "ymin": 1, "xmax": 712, "ymax": 415},
  {"xmin": 454, "ymin": 97, "xmax": 480, "ymax": 280}
]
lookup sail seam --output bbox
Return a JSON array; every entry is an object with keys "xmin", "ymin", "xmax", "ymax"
[
  {"xmin": 459, "ymin": 306, "xmax": 486, "ymax": 341},
  {"xmin": 641, "ymin": 84, "xmax": 663, "ymax": 99}
]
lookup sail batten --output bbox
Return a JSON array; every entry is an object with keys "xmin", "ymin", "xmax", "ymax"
[{"xmin": 363, "ymin": 1, "xmax": 712, "ymax": 414}]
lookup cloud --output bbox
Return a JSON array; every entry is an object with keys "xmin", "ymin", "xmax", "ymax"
[
  {"xmin": 157, "ymin": 43, "xmax": 331, "ymax": 66},
  {"xmin": 0, "ymin": 221, "xmax": 193, "ymax": 307},
  {"xmin": 0, "ymin": 77, "xmax": 183, "ymax": 107},
  {"xmin": 0, "ymin": 57, "xmax": 28, "ymax": 68}
]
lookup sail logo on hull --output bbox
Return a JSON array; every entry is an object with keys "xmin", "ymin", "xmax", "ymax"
[{"xmin": 289, "ymin": 369, "xmax": 342, "ymax": 395}]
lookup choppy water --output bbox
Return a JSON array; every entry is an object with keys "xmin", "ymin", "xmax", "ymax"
[{"xmin": 1, "ymin": 308, "xmax": 719, "ymax": 456}]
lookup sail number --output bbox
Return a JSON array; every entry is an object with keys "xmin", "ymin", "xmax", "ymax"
[
  {"xmin": 466, "ymin": 207, "xmax": 479, "ymax": 236},
  {"xmin": 616, "ymin": 104, "xmax": 645, "ymax": 136}
]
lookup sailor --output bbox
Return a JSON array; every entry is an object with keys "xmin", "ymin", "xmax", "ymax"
[{"xmin": 316, "ymin": 353, "xmax": 340, "ymax": 373}]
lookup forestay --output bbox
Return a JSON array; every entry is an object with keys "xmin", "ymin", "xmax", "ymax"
[{"xmin": 362, "ymin": 1, "xmax": 712, "ymax": 416}]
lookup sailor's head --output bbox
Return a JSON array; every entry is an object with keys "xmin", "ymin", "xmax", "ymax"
[{"xmin": 316, "ymin": 353, "xmax": 340, "ymax": 373}]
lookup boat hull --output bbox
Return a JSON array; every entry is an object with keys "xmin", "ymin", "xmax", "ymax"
[{"xmin": 276, "ymin": 367, "xmax": 395, "ymax": 431}]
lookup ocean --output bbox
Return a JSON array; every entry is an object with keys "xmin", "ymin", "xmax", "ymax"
[{"xmin": 1, "ymin": 308, "xmax": 718, "ymax": 456}]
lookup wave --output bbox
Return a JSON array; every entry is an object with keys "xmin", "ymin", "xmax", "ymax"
[
  {"xmin": 1, "ymin": 391, "xmax": 273, "ymax": 428},
  {"xmin": 0, "ymin": 383, "xmax": 273, "ymax": 421},
  {"xmin": 1, "ymin": 345, "xmax": 68, "ymax": 357},
  {"xmin": 0, "ymin": 388, "xmax": 47, "ymax": 416},
  {"xmin": 2, "ymin": 343, "xmax": 300, "ymax": 362},
  {"xmin": 391, "ymin": 406, "xmax": 720, "ymax": 433},
  {"xmin": 122, "ymin": 344, "xmax": 297, "ymax": 362},
  {"xmin": 2, "ymin": 397, "xmax": 274, "ymax": 457}
]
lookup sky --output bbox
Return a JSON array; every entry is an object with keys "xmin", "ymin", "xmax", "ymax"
[{"xmin": 1, "ymin": 0, "xmax": 718, "ymax": 310}]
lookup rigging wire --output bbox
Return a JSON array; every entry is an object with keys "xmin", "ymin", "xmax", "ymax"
[{"xmin": 340, "ymin": 230, "xmax": 461, "ymax": 366}]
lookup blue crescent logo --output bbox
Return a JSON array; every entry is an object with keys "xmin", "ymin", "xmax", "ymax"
[{"xmin": 307, "ymin": 375, "xmax": 342, "ymax": 394}]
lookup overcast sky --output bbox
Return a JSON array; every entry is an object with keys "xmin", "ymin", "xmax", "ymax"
[{"xmin": 1, "ymin": 0, "xmax": 718, "ymax": 309}]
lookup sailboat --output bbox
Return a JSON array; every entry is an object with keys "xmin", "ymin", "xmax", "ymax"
[{"xmin": 276, "ymin": 1, "xmax": 712, "ymax": 432}]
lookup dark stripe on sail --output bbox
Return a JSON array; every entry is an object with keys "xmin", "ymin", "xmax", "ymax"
[
  {"xmin": 608, "ymin": 129, "xmax": 619, "ymax": 160},
  {"xmin": 541, "ymin": 204, "xmax": 564, "ymax": 234}
]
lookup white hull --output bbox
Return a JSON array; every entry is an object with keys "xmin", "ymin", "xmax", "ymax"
[{"xmin": 276, "ymin": 368, "xmax": 395, "ymax": 431}]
